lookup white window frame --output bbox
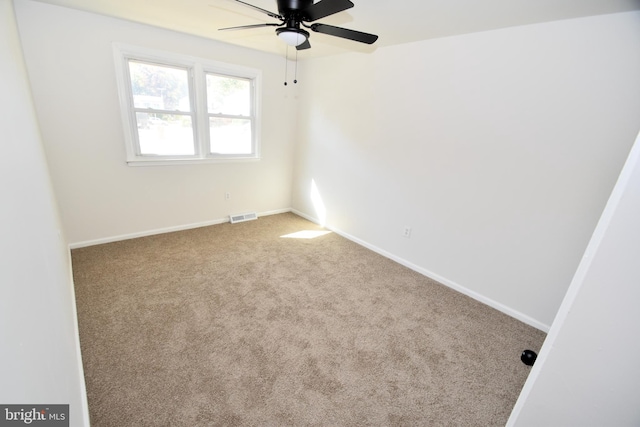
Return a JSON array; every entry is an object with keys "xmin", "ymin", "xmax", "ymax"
[{"xmin": 113, "ymin": 43, "xmax": 261, "ymax": 166}]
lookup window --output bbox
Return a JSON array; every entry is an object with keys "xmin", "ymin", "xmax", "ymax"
[
  {"xmin": 129, "ymin": 61, "xmax": 195, "ymax": 157},
  {"xmin": 206, "ymin": 73, "xmax": 253, "ymax": 156},
  {"xmin": 113, "ymin": 44, "xmax": 261, "ymax": 165}
]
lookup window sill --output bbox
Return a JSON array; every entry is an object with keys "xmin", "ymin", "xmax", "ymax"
[{"xmin": 126, "ymin": 157, "xmax": 260, "ymax": 167}]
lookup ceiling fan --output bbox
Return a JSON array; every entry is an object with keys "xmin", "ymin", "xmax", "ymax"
[{"xmin": 219, "ymin": 0, "xmax": 378, "ymax": 50}]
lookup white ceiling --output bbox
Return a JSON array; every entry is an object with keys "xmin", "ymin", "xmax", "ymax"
[{"xmin": 30, "ymin": 0, "xmax": 640, "ymax": 58}]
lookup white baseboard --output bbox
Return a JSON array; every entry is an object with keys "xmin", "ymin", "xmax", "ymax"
[
  {"xmin": 291, "ymin": 209, "xmax": 550, "ymax": 332},
  {"xmin": 69, "ymin": 208, "xmax": 292, "ymax": 249}
]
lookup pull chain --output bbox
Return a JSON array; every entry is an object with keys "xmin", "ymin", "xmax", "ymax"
[
  {"xmin": 283, "ymin": 45, "xmax": 289, "ymax": 86},
  {"xmin": 284, "ymin": 45, "xmax": 300, "ymax": 86},
  {"xmin": 294, "ymin": 48, "xmax": 298, "ymax": 84}
]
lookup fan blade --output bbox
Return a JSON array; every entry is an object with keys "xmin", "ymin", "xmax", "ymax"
[
  {"xmin": 302, "ymin": 0, "xmax": 353, "ymax": 22},
  {"xmin": 219, "ymin": 22, "xmax": 281, "ymax": 31},
  {"xmin": 229, "ymin": 0, "xmax": 281, "ymax": 19},
  {"xmin": 296, "ymin": 39, "xmax": 311, "ymax": 50},
  {"xmin": 310, "ymin": 23, "xmax": 378, "ymax": 44}
]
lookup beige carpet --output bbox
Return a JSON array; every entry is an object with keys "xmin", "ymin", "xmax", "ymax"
[{"xmin": 71, "ymin": 212, "xmax": 545, "ymax": 426}]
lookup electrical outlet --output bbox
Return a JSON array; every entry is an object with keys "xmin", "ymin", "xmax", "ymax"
[
  {"xmin": 403, "ymin": 226, "xmax": 412, "ymax": 238},
  {"xmin": 225, "ymin": 192, "xmax": 230, "ymax": 200}
]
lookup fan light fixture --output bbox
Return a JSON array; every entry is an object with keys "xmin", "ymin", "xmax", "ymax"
[
  {"xmin": 276, "ymin": 28, "xmax": 309, "ymax": 47},
  {"xmin": 218, "ymin": 0, "xmax": 379, "ymax": 52}
]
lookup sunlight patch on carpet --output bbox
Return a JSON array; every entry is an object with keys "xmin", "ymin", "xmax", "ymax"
[{"xmin": 280, "ymin": 230, "xmax": 332, "ymax": 239}]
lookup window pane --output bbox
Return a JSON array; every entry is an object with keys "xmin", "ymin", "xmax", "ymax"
[
  {"xmin": 206, "ymin": 74, "xmax": 250, "ymax": 116},
  {"xmin": 209, "ymin": 118, "xmax": 252, "ymax": 154},
  {"xmin": 129, "ymin": 61, "xmax": 191, "ymax": 112},
  {"xmin": 137, "ymin": 113, "xmax": 195, "ymax": 155}
]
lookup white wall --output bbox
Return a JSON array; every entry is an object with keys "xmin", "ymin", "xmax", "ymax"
[
  {"xmin": 509, "ymin": 130, "xmax": 640, "ymax": 426},
  {"xmin": 0, "ymin": 0, "xmax": 88, "ymax": 425},
  {"xmin": 292, "ymin": 11, "xmax": 640, "ymax": 329},
  {"xmin": 14, "ymin": 0, "xmax": 298, "ymax": 246}
]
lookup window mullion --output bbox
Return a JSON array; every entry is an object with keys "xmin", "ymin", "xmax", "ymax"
[{"xmin": 193, "ymin": 63, "xmax": 209, "ymax": 157}]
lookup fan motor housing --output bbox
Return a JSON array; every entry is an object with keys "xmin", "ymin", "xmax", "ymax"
[{"xmin": 277, "ymin": 0, "xmax": 313, "ymax": 14}]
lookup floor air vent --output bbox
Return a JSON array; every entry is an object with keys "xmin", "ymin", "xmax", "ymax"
[{"xmin": 230, "ymin": 212, "xmax": 258, "ymax": 224}]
